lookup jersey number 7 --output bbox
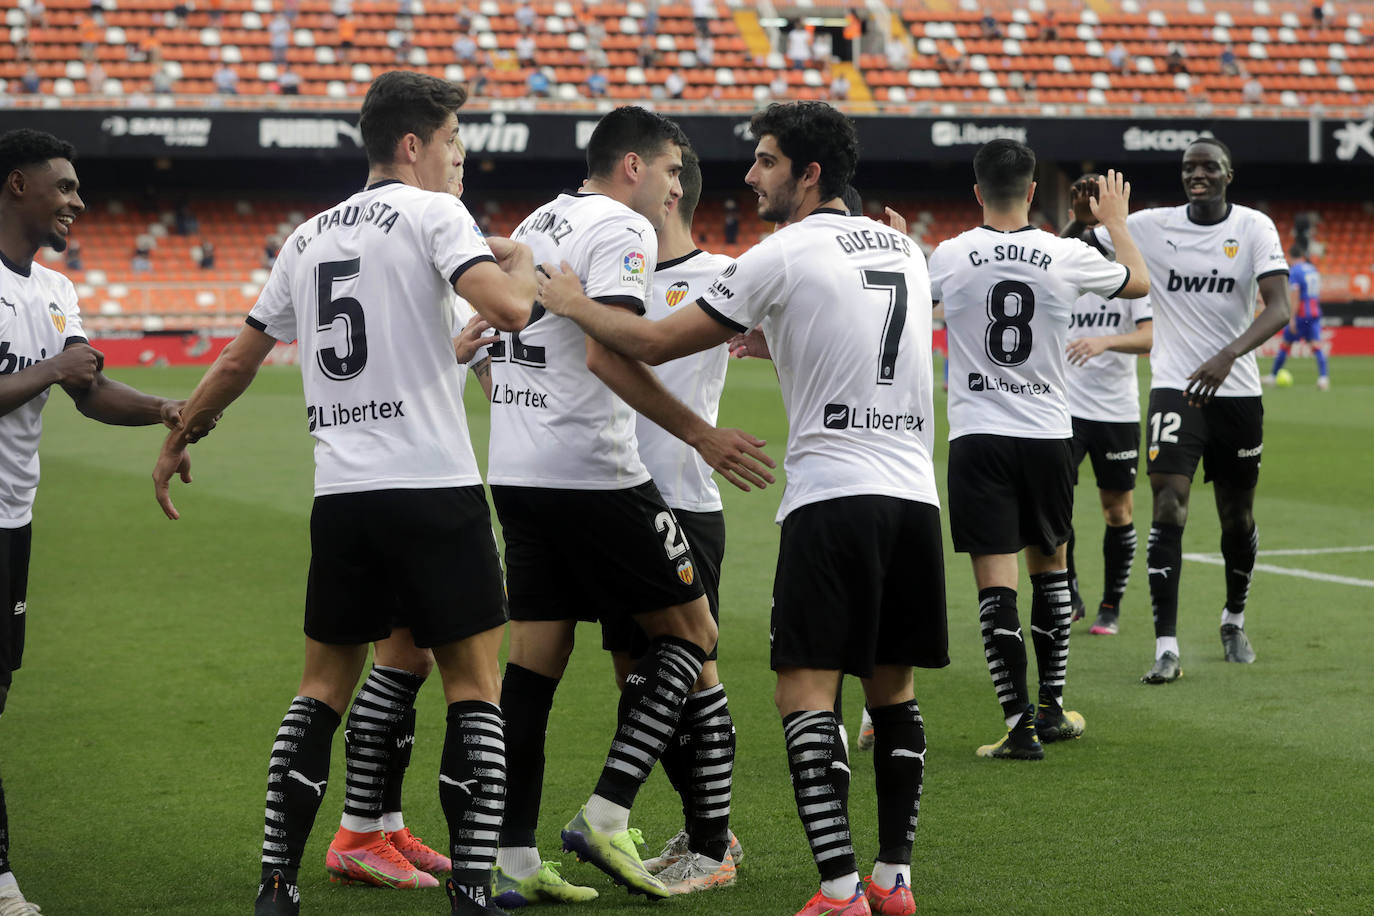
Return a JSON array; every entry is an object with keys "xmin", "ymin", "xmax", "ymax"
[{"xmin": 862, "ymin": 270, "xmax": 908, "ymax": 386}]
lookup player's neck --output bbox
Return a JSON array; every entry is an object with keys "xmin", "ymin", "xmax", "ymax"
[
  {"xmin": 1186, "ymin": 200, "xmax": 1229, "ymax": 224},
  {"xmin": 580, "ymin": 177, "xmax": 631, "ymax": 209},
  {"xmin": 0, "ymin": 221, "xmax": 38, "ymax": 273},
  {"xmin": 981, "ymin": 206, "xmax": 1031, "ymax": 232},
  {"xmin": 365, "ymin": 164, "xmax": 420, "ymax": 190},
  {"xmin": 657, "ymin": 219, "xmax": 696, "ymax": 261},
  {"xmin": 786, "ymin": 194, "xmax": 845, "ymax": 225}
]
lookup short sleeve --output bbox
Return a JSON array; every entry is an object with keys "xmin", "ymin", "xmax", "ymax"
[
  {"xmin": 1067, "ymin": 238, "xmax": 1130, "ymax": 299},
  {"xmin": 56, "ymin": 274, "xmax": 86, "ymax": 343},
  {"xmin": 927, "ymin": 245, "xmax": 947, "ymax": 303},
  {"xmin": 1130, "ymin": 294, "xmax": 1153, "ymax": 325},
  {"xmin": 582, "ymin": 214, "xmax": 656, "ymax": 312},
  {"xmin": 1250, "ymin": 212, "xmax": 1289, "ymax": 280},
  {"xmin": 247, "ymin": 239, "xmax": 299, "ymax": 342},
  {"xmin": 426, "ymin": 195, "xmax": 496, "ymax": 287},
  {"xmin": 696, "ymin": 235, "xmax": 788, "ymax": 333}
]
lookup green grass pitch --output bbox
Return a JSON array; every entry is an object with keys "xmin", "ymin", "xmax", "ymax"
[{"xmin": 5, "ymin": 355, "xmax": 1372, "ymax": 914}]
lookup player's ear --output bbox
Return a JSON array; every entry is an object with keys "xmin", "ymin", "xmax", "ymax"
[
  {"xmin": 1026, "ymin": 180, "xmax": 1037, "ymax": 206},
  {"xmin": 624, "ymin": 151, "xmax": 642, "ymax": 183},
  {"xmin": 973, "ymin": 184, "xmax": 984, "ymax": 208},
  {"xmin": 802, "ymin": 160, "xmax": 821, "ymax": 190}
]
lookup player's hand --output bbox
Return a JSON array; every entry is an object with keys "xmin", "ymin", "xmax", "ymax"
[
  {"xmin": 1066, "ymin": 335, "xmax": 1110, "ymax": 366},
  {"xmin": 1070, "ymin": 174, "xmax": 1101, "ymax": 225},
  {"xmin": 1185, "ymin": 349, "xmax": 1238, "ymax": 406},
  {"xmin": 1088, "ymin": 170, "xmax": 1131, "ymax": 227},
  {"xmin": 152, "ymin": 439, "xmax": 194, "ymax": 520},
  {"xmin": 50, "ymin": 343, "xmax": 102, "ymax": 388},
  {"xmin": 453, "ymin": 315, "xmax": 499, "ymax": 364},
  {"xmin": 691, "ymin": 427, "xmax": 776, "ymax": 492},
  {"xmin": 727, "ymin": 326, "xmax": 772, "ymax": 360},
  {"xmin": 884, "ymin": 206, "xmax": 908, "ymax": 235},
  {"xmin": 535, "ymin": 261, "xmax": 587, "ymax": 317},
  {"xmin": 487, "ymin": 237, "xmax": 532, "ymax": 274}
]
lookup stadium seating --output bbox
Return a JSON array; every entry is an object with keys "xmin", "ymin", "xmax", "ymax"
[{"xmin": 1, "ymin": 0, "xmax": 1368, "ymax": 110}]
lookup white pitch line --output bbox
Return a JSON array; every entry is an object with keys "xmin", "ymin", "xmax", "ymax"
[
  {"xmin": 1256, "ymin": 545, "xmax": 1374, "ymax": 557},
  {"xmin": 1183, "ymin": 553, "xmax": 1374, "ymax": 588}
]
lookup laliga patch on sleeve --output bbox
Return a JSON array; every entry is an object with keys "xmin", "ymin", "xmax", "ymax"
[{"xmin": 620, "ymin": 247, "xmax": 648, "ymax": 290}]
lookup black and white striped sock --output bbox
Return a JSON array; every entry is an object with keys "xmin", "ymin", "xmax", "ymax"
[
  {"xmin": 783, "ymin": 709, "xmax": 855, "ymax": 882},
  {"xmin": 341, "ymin": 666, "xmax": 422, "ymax": 833},
  {"xmin": 683, "ymin": 684, "xmax": 734, "ymax": 863},
  {"xmin": 1102, "ymin": 523, "xmax": 1137, "ymax": 607},
  {"xmin": 1030, "ymin": 570, "xmax": 1074, "ymax": 703},
  {"xmin": 979, "ymin": 587, "xmax": 1029, "ymax": 723},
  {"xmin": 440, "ymin": 700, "xmax": 505, "ymax": 891},
  {"xmin": 262, "ymin": 696, "xmax": 340, "ymax": 881},
  {"xmin": 593, "ymin": 636, "xmax": 705, "ymax": 808}
]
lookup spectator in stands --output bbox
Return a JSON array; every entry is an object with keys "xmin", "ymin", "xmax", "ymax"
[
  {"xmin": 22, "ymin": 0, "xmax": 46, "ymax": 27},
  {"xmin": 526, "ymin": 67, "xmax": 551, "ymax": 97},
  {"xmin": 197, "ymin": 240, "xmax": 215, "ymax": 269},
  {"xmin": 397, "ymin": 0, "xmax": 419, "ymax": 18},
  {"xmin": 469, "ymin": 65, "xmax": 489, "ymax": 97},
  {"xmin": 151, "ymin": 63, "xmax": 175, "ymax": 94},
  {"xmin": 886, "ymin": 35, "xmax": 910, "ymax": 71},
  {"xmin": 132, "ymin": 234, "xmax": 155, "ymax": 274},
  {"xmin": 78, "ymin": 17, "xmax": 99, "ymax": 58},
  {"xmin": 585, "ymin": 17, "xmax": 605, "ymax": 51},
  {"xmin": 1220, "ymin": 44, "xmax": 1240, "ymax": 77},
  {"xmin": 85, "ymin": 59, "xmax": 107, "ymax": 93},
  {"xmin": 644, "ymin": 1, "xmax": 659, "ymax": 36},
  {"xmin": 829, "ymin": 70, "xmax": 850, "ymax": 101},
  {"xmin": 1242, "ymin": 73, "xmax": 1264, "ymax": 104},
  {"xmin": 65, "ymin": 238, "xmax": 83, "ymax": 271},
  {"xmin": 456, "ymin": 3, "xmax": 473, "ymax": 31},
  {"xmin": 1041, "ymin": 11, "xmax": 1059, "ymax": 42},
  {"xmin": 516, "ymin": 30, "xmax": 537, "ymax": 65},
  {"xmin": 813, "ymin": 30, "xmax": 833, "ymax": 69},
  {"xmin": 1311, "ymin": 3, "xmax": 1325, "ymax": 27},
  {"xmin": 337, "ymin": 17, "xmax": 356, "ymax": 62},
  {"xmin": 723, "ymin": 198, "xmax": 739, "ymax": 244},
  {"xmin": 270, "ymin": 13, "xmax": 290, "ymax": 65},
  {"xmin": 19, "ymin": 67, "xmax": 39, "ymax": 94},
  {"xmin": 515, "ymin": 0, "xmax": 535, "ymax": 31},
  {"xmin": 637, "ymin": 34, "xmax": 659, "ymax": 69},
  {"xmin": 786, "ymin": 23, "xmax": 812, "ymax": 70},
  {"xmin": 283, "ymin": 0, "xmax": 299, "ymax": 22},
  {"xmin": 586, "ymin": 70, "xmax": 607, "ymax": 97},
  {"xmin": 980, "ymin": 14, "xmax": 1003, "ymax": 40},
  {"xmin": 1107, "ymin": 41, "xmax": 1128, "ymax": 72},
  {"xmin": 454, "ymin": 32, "xmax": 478, "ymax": 63},
  {"xmin": 175, "ymin": 200, "xmax": 199, "ymax": 236},
  {"xmin": 693, "ymin": 0, "xmax": 713, "ymax": 39},
  {"xmin": 213, "ymin": 62, "xmax": 238, "ymax": 94},
  {"xmin": 170, "ymin": 1, "xmax": 190, "ymax": 28},
  {"xmin": 695, "ymin": 32, "xmax": 714, "ymax": 67},
  {"xmin": 769, "ymin": 70, "xmax": 789, "ymax": 99},
  {"xmin": 278, "ymin": 65, "xmax": 301, "ymax": 95},
  {"xmin": 1165, "ymin": 43, "xmax": 1188, "ymax": 75},
  {"xmin": 665, "ymin": 69, "xmax": 686, "ymax": 99}
]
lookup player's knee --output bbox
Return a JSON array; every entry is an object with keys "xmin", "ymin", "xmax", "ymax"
[
  {"xmin": 1151, "ymin": 481, "xmax": 1189, "ymax": 526},
  {"xmin": 1103, "ymin": 503, "xmax": 1132, "ymax": 527}
]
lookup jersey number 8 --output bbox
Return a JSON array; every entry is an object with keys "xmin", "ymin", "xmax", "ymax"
[{"xmin": 984, "ymin": 279, "xmax": 1035, "ymax": 368}]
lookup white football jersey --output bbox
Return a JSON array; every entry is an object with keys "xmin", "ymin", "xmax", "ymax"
[
  {"xmin": 248, "ymin": 180, "xmax": 495, "ymax": 496},
  {"xmin": 0, "ymin": 256, "xmax": 87, "ymax": 526},
  {"xmin": 1093, "ymin": 204, "xmax": 1287, "ymax": 397},
  {"xmin": 1066, "ymin": 292, "xmax": 1153, "ymax": 423},
  {"xmin": 487, "ymin": 192, "xmax": 657, "ymax": 489},
  {"xmin": 930, "ymin": 226, "xmax": 1129, "ymax": 441},
  {"xmin": 637, "ymin": 249, "xmax": 733, "ymax": 512},
  {"xmin": 696, "ymin": 208, "xmax": 938, "ymax": 523}
]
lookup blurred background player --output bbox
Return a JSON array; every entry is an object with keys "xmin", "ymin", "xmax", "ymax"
[
  {"xmin": 1264, "ymin": 245, "xmax": 1328, "ymax": 390},
  {"xmin": 605, "ymin": 147, "xmax": 743, "ymax": 896},
  {"xmin": 486, "ymin": 106, "xmax": 772, "ymax": 906},
  {"xmin": 1069, "ymin": 137, "xmax": 1291, "ymax": 683},
  {"xmin": 930, "ymin": 143, "xmax": 1149, "ymax": 760},
  {"xmin": 152, "ymin": 71, "xmax": 538, "ymax": 916},
  {"xmin": 0, "ymin": 127, "xmax": 191, "ymax": 916},
  {"xmin": 1060, "ymin": 173, "xmax": 1155, "ymax": 637},
  {"xmin": 538, "ymin": 99, "xmax": 947, "ymax": 916}
]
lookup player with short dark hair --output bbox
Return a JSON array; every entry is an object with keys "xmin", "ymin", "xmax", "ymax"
[
  {"xmin": 152, "ymin": 69, "xmax": 538, "ymax": 916},
  {"xmin": 1059, "ymin": 173, "xmax": 1155, "ymax": 637},
  {"xmin": 1264, "ymin": 246, "xmax": 1328, "ymax": 390},
  {"xmin": 0, "ymin": 128, "xmax": 191, "ymax": 916},
  {"xmin": 1067, "ymin": 137, "xmax": 1292, "ymax": 683},
  {"xmin": 929, "ymin": 141, "xmax": 1149, "ymax": 761},
  {"xmin": 536, "ymin": 100, "xmax": 946, "ymax": 916},
  {"xmin": 485, "ymin": 106, "xmax": 773, "ymax": 906}
]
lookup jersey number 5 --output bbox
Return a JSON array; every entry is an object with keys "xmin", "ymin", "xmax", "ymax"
[
  {"xmin": 861, "ymin": 270, "xmax": 908, "ymax": 385},
  {"xmin": 984, "ymin": 280, "xmax": 1035, "ymax": 368},
  {"xmin": 316, "ymin": 258, "xmax": 367, "ymax": 380}
]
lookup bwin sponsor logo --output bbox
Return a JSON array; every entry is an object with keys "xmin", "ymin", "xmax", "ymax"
[{"xmin": 1166, "ymin": 268, "xmax": 1236, "ymax": 294}]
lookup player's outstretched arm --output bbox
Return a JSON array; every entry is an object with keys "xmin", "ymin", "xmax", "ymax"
[
  {"xmin": 1067, "ymin": 319, "xmax": 1153, "ymax": 366},
  {"xmin": 1185, "ymin": 273, "xmax": 1290, "ymax": 406},
  {"xmin": 153, "ymin": 325, "xmax": 277, "ymax": 520},
  {"xmin": 63, "ymin": 348, "xmax": 187, "ymax": 429},
  {"xmin": 1089, "ymin": 170, "xmax": 1149, "ymax": 298},
  {"xmin": 538, "ymin": 261, "xmax": 730, "ymax": 364},
  {"xmin": 0, "ymin": 342, "xmax": 101, "ymax": 418},
  {"xmin": 455, "ymin": 239, "xmax": 537, "ymax": 331},
  {"xmin": 585, "ymin": 335, "xmax": 775, "ymax": 492}
]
